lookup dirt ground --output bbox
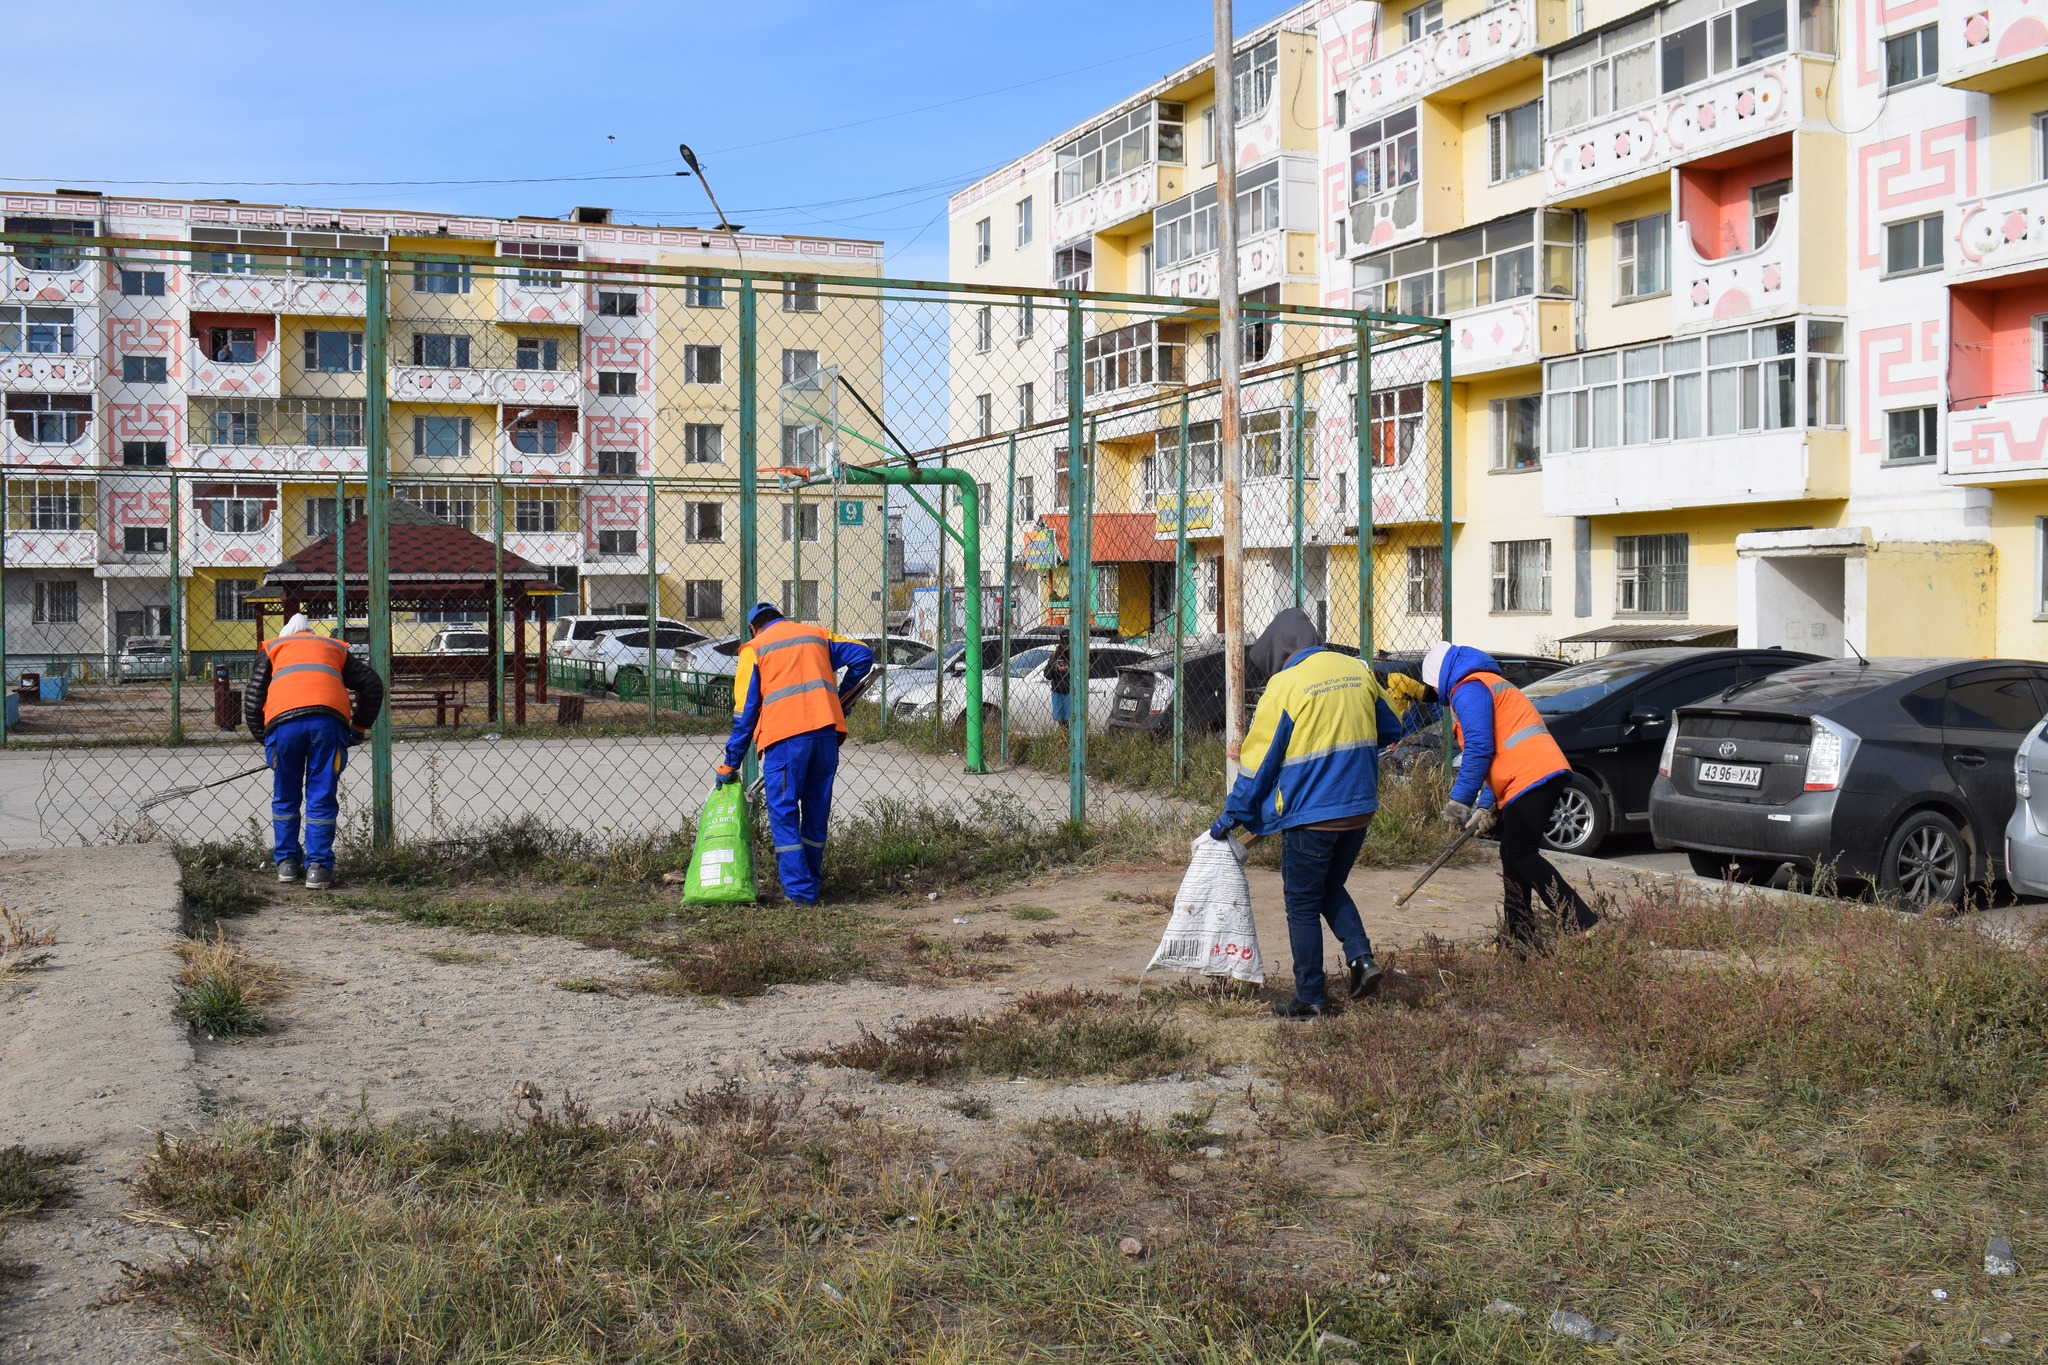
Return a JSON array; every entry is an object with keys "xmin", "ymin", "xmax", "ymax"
[{"xmin": 10, "ymin": 839, "xmax": 2004, "ymax": 1361}]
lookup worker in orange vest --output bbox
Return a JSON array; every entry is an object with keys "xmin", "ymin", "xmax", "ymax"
[
  {"xmin": 716, "ymin": 602, "xmax": 874, "ymax": 904},
  {"xmin": 1422, "ymin": 642, "xmax": 1598, "ymax": 949},
  {"xmin": 243, "ymin": 613, "xmax": 385, "ymax": 890}
]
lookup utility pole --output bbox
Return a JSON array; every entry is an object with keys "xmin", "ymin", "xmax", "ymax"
[{"xmin": 1215, "ymin": 0, "xmax": 1246, "ymax": 784}]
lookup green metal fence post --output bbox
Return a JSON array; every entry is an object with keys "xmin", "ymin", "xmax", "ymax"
[
  {"xmin": 333, "ymin": 475, "xmax": 347, "ymax": 646},
  {"xmin": 1356, "ymin": 322, "xmax": 1374, "ymax": 659},
  {"xmin": 0, "ymin": 469, "xmax": 8, "ymax": 748},
  {"xmin": 1291, "ymin": 362, "xmax": 1306, "ymax": 611},
  {"xmin": 364, "ymin": 255, "xmax": 394, "ymax": 848},
  {"xmin": 933, "ymin": 484, "xmax": 948, "ymax": 757},
  {"xmin": 877, "ymin": 494, "xmax": 890, "ymax": 734},
  {"xmin": 1438, "ymin": 323, "xmax": 1454, "ymax": 649},
  {"xmin": 168, "ymin": 471, "xmax": 182, "ymax": 745},
  {"xmin": 493, "ymin": 480, "xmax": 505, "ymax": 729},
  {"xmin": 646, "ymin": 476, "xmax": 659, "ymax": 721},
  {"xmin": 1064, "ymin": 297, "xmax": 1086, "ymax": 826},
  {"xmin": 1001, "ymin": 434, "xmax": 1015, "ymax": 765},
  {"xmin": 738, "ymin": 280, "xmax": 759, "ymax": 786},
  {"xmin": 790, "ymin": 485, "xmax": 803, "ymax": 619},
  {"xmin": 1174, "ymin": 392, "xmax": 1189, "ymax": 789}
]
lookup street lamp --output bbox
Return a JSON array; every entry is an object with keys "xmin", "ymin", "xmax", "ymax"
[{"xmin": 676, "ymin": 144, "xmax": 744, "ymax": 235}]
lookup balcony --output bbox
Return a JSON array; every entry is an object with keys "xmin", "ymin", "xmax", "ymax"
[
  {"xmin": 4, "ymin": 254, "xmax": 96, "ymax": 306},
  {"xmin": 390, "ymin": 365, "xmax": 581, "ymax": 406},
  {"xmin": 2, "ymin": 479, "xmax": 98, "ymax": 568},
  {"xmin": 1, "ymin": 525, "xmax": 97, "ymax": 569},
  {"xmin": 1, "ymin": 426, "xmax": 95, "ymax": 470},
  {"xmin": 1348, "ymin": 183, "xmax": 1424, "ymax": 255},
  {"xmin": 1952, "ymin": 182, "xmax": 2048, "ymax": 284},
  {"xmin": 1052, "ymin": 165, "xmax": 1164, "ymax": 245},
  {"xmin": 180, "ymin": 490, "xmax": 283, "ymax": 570},
  {"xmin": 0, "ymin": 353, "xmax": 97, "ymax": 393},
  {"xmin": 1674, "ymin": 194, "xmax": 1800, "ymax": 331},
  {"xmin": 496, "ymin": 278, "xmax": 585, "ymax": 326},
  {"xmin": 286, "ymin": 275, "xmax": 368, "ymax": 316},
  {"xmin": 185, "ymin": 341, "xmax": 281, "ymax": 399},
  {"xmin": 1448, "ymin": 297, "xmax": 1576, "ymax": 375},
  {"xmin": 1947, "ymin": 390, "xmax": 2048, "ymax": 482},
  {"xmin": 1541, "ymin": 428, "xmax": 1847, "ymax": 516},
  {"xmin": 184, "ymin": 442, "xmax": 367, "ymax": 476},
  {"xmin": 1348, "ymin": 0, "xmax": 1549, "ymax": 121},
  {"xmin": 1152, "ymin": 228, "xmax": 1307, "ymax": 299},
  {"xmin": 1941, "ymin": 0, "xmax": 2048, "ymax": 92},
  {"xmin": 189, "ymin": 270, "xmax": 288, "ymax": 314},
  {"xmin": 497, "ymin": 431, "xmax": 582, "ymax": 479},
  {"xmin": 1545, "ymin": 53, "xmax": 1806, "ymax": 203}
]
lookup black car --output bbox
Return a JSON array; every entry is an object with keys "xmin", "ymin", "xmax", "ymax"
[
  {"xmin": 1513, "ymin": 647, "xmax": 1822, "ymax": 856},
  {"xmin": 1649, "ymin": 657, "xmax": 2048, "ymax": 905}
]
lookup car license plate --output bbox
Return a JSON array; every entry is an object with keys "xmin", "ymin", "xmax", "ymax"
[
  {"xmin": 1697, "ymin": 761, "xmax": 1762, "ymax": 788},
  {"xmin": 1119, "ymin": 697, "xmax": 1141, "ymax": 713}
]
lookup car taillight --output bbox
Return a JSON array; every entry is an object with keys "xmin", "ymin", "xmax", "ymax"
[
  {"xmin": 2018, "ymin": 736, "xmax": 2034, "ymax": 801},
  {"xmin": 1657, "ymin": 725, "xmax": 1678, "ymax": 777},
  {"xmin": 1804, "ymin": 718, "xmax": 1856, "ymax": 791}
]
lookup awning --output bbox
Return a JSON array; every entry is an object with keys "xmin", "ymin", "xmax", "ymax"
[
  {"xmin": 1037, "ymin": 513, "xmax": 1176, "ymax": 564},
  {"xmin": 1557, "ymin": 623, "xmax": 1736, "ymax": 645}
]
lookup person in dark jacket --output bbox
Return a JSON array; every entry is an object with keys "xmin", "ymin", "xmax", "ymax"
[
  {"xmin": 1042, "ymin": 627, "xmax": 1074, "ymax": 727},
  {"xmin": 243, "ymin": 613, "xmax": 385, "ymax": 890}
]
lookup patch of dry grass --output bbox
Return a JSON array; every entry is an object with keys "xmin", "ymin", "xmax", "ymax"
[
  {"xmin": 798, "ymin": 987, "xmax": 1199, "ymax": 1082},
  {"xmin": 0, "ymin": 905, "xmax": 56, "ymax": 979},
  {"xmin": 174, "ymin": 931, "xmax": 287, "ymax": 1039}
]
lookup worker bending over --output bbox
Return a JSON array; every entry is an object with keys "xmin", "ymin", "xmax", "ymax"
[
  {"xmin": 1422, "ymin": 642, "xmax": 1599, "ymax": 949},
  {"xmin": 716, "ymin": 601, "xmax": 874, "ymax": 905},
  {"xmin": 243, "ymin": 613, "xmax": 385, "ymax": 890}
]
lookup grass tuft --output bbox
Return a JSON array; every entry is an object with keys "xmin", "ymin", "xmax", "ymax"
[
  {"xmin": 0, "ymin": 1147, "xmax": 76, "ymax": 1219},
  {"xmin": 0, "ymin": 905, "xmax": 57, "ymax": 978},
  {"xmin": 799, "ymin": 988, "xmax": 1197, "ymax": 1082},
  {"xmin": 173, "ymin": 932, "xmax": 285, "ymax": 1040}
]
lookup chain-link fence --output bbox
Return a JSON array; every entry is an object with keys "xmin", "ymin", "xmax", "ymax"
[{"xmin": 0, "ymin": 234, "xmax": 1447, "ymax": 851}]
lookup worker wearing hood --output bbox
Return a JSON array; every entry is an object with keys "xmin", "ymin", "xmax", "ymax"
[
  {"xmin": 1211, "ymin": 610, "xmax": 1393, "ymax": 1017},
  {"xmin": 1422, "ymin": 641, "xmax": 1598, "ymax": 947}
]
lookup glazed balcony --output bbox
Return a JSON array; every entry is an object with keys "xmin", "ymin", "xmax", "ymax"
[
  {"xmin": 2, "ymin": 481, "xmax": 98, "ymax": 568},
  {"xmin": 496, "ymin": 276, "xmax": 585, "ymax": 326},
  {"xmin": 1545, "ymin": 53, "xmax": 1810, "ymax": 203},
  {"xmin": 1674, "ymin": 193, "xmax": 1801, "ymax": 331},
  {"xmin": 184, "ymin": 442, "xmax": 366, "ymax": 476},
  {"xmin": 1941, "ymin": 0, "xmax": 2048, "ymax": 92},
  {"xmin": 1946, "ymin": 390, "xmax": 2048, "ymax": 483},
  {"xmin": 1542, "ymin": 427, "xmax": 1847, "ymax": 516},
  {"xmin": 1152, "ymin": 228, "xmax": 1309, "ymax": 299},
  {"xmin": 0, "ymin": 353, "xmax": 97, "ymax": 393},
  {"xmin": 1347, "ymin": 0, "xmax": 1554, "ymax": 122},
  {"xmin": 1951, "ymin": 182, "xmax": 2048, "ymax": 284},
  {"xmin": 184, "ymin": 340, "xmax": 281, "ymax": 399},
  {"xmin": 1052, "ymin": 164, "xmax": 1168, "ymax": 245}
]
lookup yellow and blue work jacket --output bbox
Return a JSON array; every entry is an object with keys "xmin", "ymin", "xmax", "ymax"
[{"xmin": 1217, "ymin": 647, "xmax": 1389, "ymax": 836}]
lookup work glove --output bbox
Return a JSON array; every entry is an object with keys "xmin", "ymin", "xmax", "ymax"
[
  {"xmin": 714, "ymin": 765, "xmax": 739, "ymax": 788},
  {"xmin": 1439, "ymin": 800, "xmax": 1472, "ymax": 828},
  {"xmin": 1464, "ymin": 805, "xmax": 1497, "ymax": 836},
  {"xmin": 1208, "ymin": 818, "xmax": 1234, "ymax": 842}
]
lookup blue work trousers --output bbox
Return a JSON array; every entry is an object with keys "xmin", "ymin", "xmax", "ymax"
[
  {"xmin": 266, "ymin": 713, "xmax": 349, "ymax": 869},
  {"xmin": 762, "ymin": 727, "xmax": 839, "ymax": 904},
  {"xmin": 1279, "ymin": 824, "xmax": 1374, "ymax": 1007}
]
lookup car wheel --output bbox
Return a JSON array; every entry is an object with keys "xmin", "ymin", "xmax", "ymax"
[
  {"xmin": 614, "ymin": 666, "xmax": 645, "ymax": 701},
  {"xmin": 981, "ymin": 702, "xmax": 1001, "ymax": 729},
  {"xmin": 1879, "ymin": 810, "xmax": 1967, "ymax": 911},
  {"xmin": 1541, "ymin": 773, "xmax": 1610, "ymax": 857}
]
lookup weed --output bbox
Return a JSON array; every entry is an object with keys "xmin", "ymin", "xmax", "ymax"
[
  {"xmin": 1027, "ymin": 928, "xmax": 1082, "ymax": 947},
  {"xmin": 800, "ymin": 988, "xmax": 1197, "ymax": 1082},
  {"xmin": 0, "ymin": 1147, "xmax": 76, "ymax": 1219},
  {"xmin": 418, "ymin": 947, "xmax": 499, "ymax": 965},
  {"xmin": 1008, "ymin": 905, "xmax": 1057, "ymax": 921},
  {"xmin": 553, "ymin": 977, "xmax": 615, "ymax": 994},
  {"xmin": 0, "ymin": 906, "xmax": 56, "ymax": 977},
  {"xmin": 943, "ymin": 1094, "xmax": 993, "ymax": 1120},
  {"xmin": 174, "ymin": 835, "xmax": 264, "ymax": 933},
  {"xmin": 173, "ymin": 932, "xmax": 284, "ymax": 1040}
]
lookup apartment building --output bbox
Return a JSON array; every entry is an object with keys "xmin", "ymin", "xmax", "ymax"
[
  {"xmin": 0, "ymin": 192, "xmax": 885, "ymax": 663},
  {"xmin": 953, "ymin": 0, "xmax": 2048, "ymax": 661}
]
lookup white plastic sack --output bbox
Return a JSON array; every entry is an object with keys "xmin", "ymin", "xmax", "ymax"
[{"xmin": 1144, "ymin": 835, "xmax": 1264, "ymax": 984}]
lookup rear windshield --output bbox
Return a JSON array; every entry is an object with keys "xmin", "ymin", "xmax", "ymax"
[
  {"xmin": 1720, "ymin": 662, "xmax": 1923, "ymax": 709},
  {"xmin": 1521, "ymin": 656, "xmax": 1669, "ymax": 714},
  {"xmin": 126, "ymin": 641, "xmax": 169, "ymax": 654}
]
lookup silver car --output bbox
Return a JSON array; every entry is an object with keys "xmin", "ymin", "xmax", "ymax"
[
  {"xmin": 2006, "ymin": 715, "xmax": 2048, "ymax": 896},
  {"xmin": 115, "ymin": 635, "xmax": 175, "ymax": 683}
]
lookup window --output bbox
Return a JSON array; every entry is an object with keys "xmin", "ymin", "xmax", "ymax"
[
  {"xmin": 122, "ymin": 355, "xmax": 168, "ymax": 383},
  {"xmin": 120, "ymin": 268, "xmax": 166, "ymax": 297},
  {"xmin": 510, "ymin": 417, "xmax": 561, "ymax": 454},
  {"xmin": 1488, "ymin": 100, "xmax": 1543, "ymax": 182},
  {"xmin": 1491, "ymin": 395, "xmax": 1542, "ymax": 471},
  {"xmin": 1884, "ymin": 213, "xmax": 1944, "ymax": 276},
  {"xmin": 1547, "ymin": 15, "xmax": 1656, "ymax": 134},
  {"xmin": 1016, "ymin": 197, "xmax": 1034, "ymax": 246},
  {"xmin": 410, "ymin": 333, "xmax": 471, "ymax": 368},
  {"xmin": 596, "ymin": 448, "xmax": 638, "ymax": 477},
  {"xmin": 1016, "ymin": 382, "xmax": 1036, "ymax": 427},
  {"xmin": 1054, "ymin": 244, "xmax": 1093, "ymax": 292},
  {"xmin": 302, "ymin": 330, "xmax": 363, "ymax": 373},
  {"xmin": 1886, "ymin": 406, "xmax": 1938, "ymax": 463},
  {"xmin": 1234, "ymin": 161, "xmax": 1283, "ymax": 238},
  {"xmin": 499, "ymin": 240, "xmax": 577, "ymax": 288},
  {"xmin": 1082, "ymin": 321, "xmax": 1185, "ymax": 395},
  {"xmin": 1017, "ymin": 296, "xmax": 1035, "ymax": 340},
  {"xmin": 413, "ymin": 416, "xmax": 473, "ymax": 459},
  {"xmin": 684, "ymin": 423, "xmax": 723, "ymax": 464},
  {"xmin": 1055, "ymin": 104, "xmax": 1156, "ymax": 202},
  {"xmin": 300, "ymin": 255, "xmax": 367, "ymax": 281},
  {"xmin": 515, "ymin": 337, "xmax": 560, "ymax": 371},
  {"xmin": 685, "ymin": 277, "xmax": 722, "ymax": 308},
  {"xmin": 1403, "ymin": 0, "xmax": 1444, "ymax": 43},
  {"xmin": 1348, "ymin": 107, "xmax": 1420, "ymax": 205},
  {"xmin": 304, "ymin": 496, "xmax": 364, "ymax": 537},
  {"xmin": 1491, "ymin": 540, "xmax": 1553, "ymax": 612},
  {"xmin": 5, "ymin": 217, "xmax": 93, "ymax": 272},
  {"xmin": 197, "ymin": 485, "xmax": 272, "ymax": 534},
  {"xmin": 781, "ymin": 503, "xmax": 821, "ymax": 543},
  {"xmin": 781, "ymin": 422, "xmax": 821, "ymax": 466},
  {"xmin": 974, "ymin": 305, "xmax": 993, "ymax": 353},
  {"xmin": 24, "ymin": 487, "xmax": 83, "ymax": 531},
  {"xmin": 123, "ymin": 526, "xmax": 168, "ymax": 554},
  {"xmin": 206, "ymin": 327, "xmax": 256, "ymax": 364},
  {"xmin": 974, "ymin": 218, "xmax": 992, "ymax": 264},
  {"xmin": 1054, "ymin": 464, "xmax": 1072, "ymax": 511},
  {"xmin": 782, "ymin": 349, "xmax": 820, "ymax": 386},
  {"xmin": 214, "ymin": 578, "xmax": 262, "ymax": 622},
  {"xmin": 304, "ymin": 403, "xmax": 364, "ymax": 447},
  {"xmin": 209, "ymin": 408, "xmax": 259, "ymax": 446},
  {"xmin": 514, "ymin": 497, "xmax": 561, "ymax": 533},
  {"xmin": 2038, "ymin": 112, "xmax": 2048, "ymax": 183},
  {"xmin": 684, "ymin": 345, "xmax": 722, "ymax": 383},
  {"xmin": 1157, "ymin": 100, "xmax": 1185, "ymax": 163},
  {"xmin": 597, "ymin": 529, "xmax": 638, "ymax": 557},
  {"xmin": 686, "ymin": 503, "xmax": 724, "ymax": 542},
  {"xmin": 780, "ymin": 579, "xmax": 821, "ymax": 620},
  {"xmin": 32, "ymin": 580, "xmax": 78, "ymax": 626},
  {"xmin": 1200, "ymin": 106, "xmax": 1217, "ymax": 168},
  {"xmin": 685, "ymin": 580, "xmax": 725, "ymax": 620},
  {"xmin": 782, "ymin": 278, "xmax": 820, "ymax": 312},
  {"xmin": 1154, "ymin": 185, "xmax": 1222, "ymax": 270},
  {"xmin": 0, "ymin": 306, "xmax": 76, "ymax": 355},
  {"xmin": 1017, "ymin": 476, "xmax": 1036, "ymax": 522},
  {"xmin": 597, "ymin": 290, "xmax": 639, "ymax": 316},
  {"xmin": 1750, "ymin": 179, "xmax": 1790, "ymax": 246},
  {"xmin": 1806, "ymin": 318, "xmax": 1847, "ymax": 428},
  {"xmin": 597, "ymin": 370, "xmax": 638, "ymax": 396},
  {"xmin": 976, "ymin": 394, "xmax": 993, "ymax": 437},
  {"xmin": 1231, "ymin": 37, "xmax": 1279, "ymax": 118},
  {"xmin": 1883, "ymin": 23, "xmax": 1938, "ymax": 88},
  {"xmin": 6, "ymin": 395, "xmax": 90, "ymax": 444},
  {"xmin": 1334, "ymin": 88, "xmax": 1348, "ymax": 129},
  {"xmin": 397, "ymin": 484, "xmax": 479, "ymax": 530},
  {"xmin": 1354, "ymin": 211, "xmax": 1576, "ymax": 314},
  {"xmin": 1616, "ymin": 213, "xmax": 1670, "ymax": 298},
  {"xmin": 121, "ymin": 440, "xmax": 167, "ymax": 467},
  {"xmin": 1406, "ymin": 547, "xmax": 1443, "ymax": 614},
  {"xmin": 1616, "ymin": 532, "xmax": 1688, "ymax": 614},
  {"xmin": 412, "ymin": 259, "xmax": 472, "ymax": 294},
  {"xmin": 1370, "ymin": 386, "xmax": 1426, "ymax": 468},
  {"xmin": 1244, "ymin": 409, "xmax": 1316, "ymax": 479}
]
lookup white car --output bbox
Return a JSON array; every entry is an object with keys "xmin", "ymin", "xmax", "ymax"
[
  {"xmin": 592, "ymin": 625, "xmax": 708, "ymax": 695},
  {"xmin": 549, "ymin": 614, "xmax": 696, "ymax": 664},
  {"xmin": 886, "ymin": 641, "xmax": 1150, "ymax": 735}
]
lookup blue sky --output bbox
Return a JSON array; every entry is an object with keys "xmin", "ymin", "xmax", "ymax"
[{"xmin": 13, "ymin": 0, "xmax": 1297, "ymax": 280}]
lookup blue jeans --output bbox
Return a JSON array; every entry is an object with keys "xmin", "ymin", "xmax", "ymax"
[
  {"xmin": 1279, "ymin": 824, "xmax": 1374, "ymax": 1006},
  {"xmin": 1050, "ymin": 690, "xmax": 1072, "ymax": 726},
  {"xmin": 266, "ymin": 713, "xmax": 349, "ymax": 868},
  {"xmin": 762, "ymin": 727, "xmax": 839, "ymax": 903}
]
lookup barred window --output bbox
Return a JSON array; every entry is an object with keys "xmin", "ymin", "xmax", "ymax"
[
  {"xmin": 1615, "ymin": 532, "xmax": 1688, "ymax": 615},
  {"xmin": 1405, "ymin": 547, "xmax": 1443, "ymax": 615},
  {"xmin": 1491, "ymin": 539, "xmax": 1553, "ymax": 613},
  {"xmin": 213, "ymin": 577, "xmax": 263, "ymax": 622},
  {"xmin": 32, "ymin": 580, "xmax": 78, "ymax": 625}
]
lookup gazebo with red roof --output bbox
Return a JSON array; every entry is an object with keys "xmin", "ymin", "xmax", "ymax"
[{"xmin": 258, "ymin": 500, "xmax": 562, "ymax": 725}]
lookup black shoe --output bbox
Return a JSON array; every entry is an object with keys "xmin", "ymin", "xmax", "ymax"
[
  {"xmin": 1272, "ymin": 998, "xmax": 1328, "ymax": 1020},
  {"xmin": 304, "ymin": 864, "xmax": 334, "ymax": 891},
  {"xmin": 276, "ymin": 858, "xmax": 303, "ymax": 884},
  {"xmin": 1348, "ymin": 957, "xmax": 1385, "ymax": 1000}
]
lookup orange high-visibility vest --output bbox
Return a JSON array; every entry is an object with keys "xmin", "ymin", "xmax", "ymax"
[
  {"xmin": 1450, "ymin": 670, "xmax": 1569, "ymax": 807},
  {"xmin": 260, "ymin": 633, "xmax": 353, "ymax": 727},
  {"xmin": 734, "ymin": 618, "xmax": 845, "ymax": 752}
]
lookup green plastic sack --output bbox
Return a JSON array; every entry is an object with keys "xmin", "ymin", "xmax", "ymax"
[{"xmin": 683, "ymin": 783, "xmax": 757, "ymax": 904}]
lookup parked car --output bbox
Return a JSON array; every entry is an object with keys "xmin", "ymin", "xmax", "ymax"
[
  {"xmin": 670, "ymin": 635, "xmax": 746, "ymax": 707},
  {"xmin": 115, "ymin": 635, "xmax": 175, "ymax": 683},
  {"xmin": 869, "ymin": 630, "xmax": 1069, "ymax": 700},
  {"xmin": 593, "ymin": 625, "xmax": 710, "ymax": 695},
  {"xmin": 427, "ymin": 627, "xmax": 490, "ymax": 656},
  {"xmin": 548, "ymin": 614, "xmax": 698, "ymax": 663},
  {"xmin": 1650, "ymin": 657, "xmax": 2048, "ymax": 906},
  {"xmin": 889, "ymin": 640, "xmax": 1151, "ymax": 734},
  {"xmin": 855, "ymin": 634, "xmax": 936, "ymax": 667},
  {"xmin": 2005, "ymin": 715, "xmax": 2048, "ymax": 898}
]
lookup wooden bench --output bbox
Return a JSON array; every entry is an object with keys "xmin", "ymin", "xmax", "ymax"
[{"xmin": 389, "ymin": 689, "xmax": 466, "ymax": 727}]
